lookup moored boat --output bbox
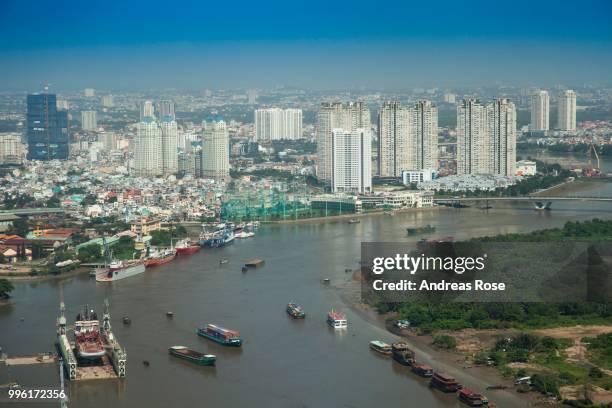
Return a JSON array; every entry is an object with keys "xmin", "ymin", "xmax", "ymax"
[
  {"xmin": 286, "ymin": 303, "xmax": 305, "ymax": 319},
  {"xmin": 197, "ymin": 324, "xmax": 242, "ymax": 347},
  {"xmin": 458, "ymin": 388, "xmax": 488, "ymax": 406},
  {"xmin": 144, "ymin": 247, "xmax": 176, "ymax": 267},
  {"xmin": 175, "ymin": 239, "xmax": 200, "ymax": 255},
  {"xmin": 430, "ymin": 372, "xmax": 462, "ymax": 392},
  {"xmin": 168, "ymin": 346, "xmax": 216, "ymax": 366},
  {"xmin": 411, "ymin": 363, "xmax": 434, "ymax": 377},
  {"xmin": 96, "ymin": 259, "xmax": 146, "ymax": 282},
  {"xmin": 327, "ymin": 310, "xmax": 347, "ymax": 329},
  {"xmin": 406, "ymin": 224, "xmax": 436, "ymax": 235},
  {"xmin": 391, "ymin": 342, "xmax": 415, "ymax": 366},
  {"xmin": 369, "ymin": 340, "xmax": 392, "ymax": 356},
  {"xmin": 74, "ymin": 306, "xmax": 106, "ymax": 359},
  {"xmin": 348, "ymin": 218, "xmax": 360, "ymax": 224}
]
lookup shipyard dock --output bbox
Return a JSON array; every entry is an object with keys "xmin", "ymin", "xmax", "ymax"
[{"xmin": 56, "ymin": 300, "xmax": 127, "ymax": 381}]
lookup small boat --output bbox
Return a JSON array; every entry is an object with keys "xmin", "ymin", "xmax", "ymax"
[
  {"xmin": 321, "ymin": 278, "xmax": 330, "ymax": 284},
  {"xmin": 327, "ymin": 310, "xmax": 347, "ymax": 329},
  {"xmin": 241, "ymin": 266, "xmax": 248, "ymax": 272},
  {"xmin": 197, "ymin": 324, "xmax": 242, "ymax": 347},
  {"xmin": 369, "ymin": 340, "xmax": 392, "ymax": 356},
  {"xmin": 458, "ymin": 388, "xmax": 489, "ymax": 406},
  {"xmin": 122, "ymin": 316, "xmax": 131, "ymax": 325},
  {"xmin": 486, "ymin": 384, "xmax": 507, "ymax": 390},
  {"xmin": 411, "ymin": 363, "xmax": 434, "ymax": 377},
  {"xmin": 219, "ymin": 259, "xmax": 229, "ymax": 265},
  {"xmin": 345, "ymin": 268, "xmax": 352, "ymax": 273},
  {"xmin": 406, "ymin": 225, "xmax": 436, "ymax": 235},
  {"xmin": 430, "ymin": 372, "xmax": 462, "ymax": 392},
  {"xmin": 348, "ymin": 218, "xmax": 360, "ymax": 224},
  {"xmin": 286, "ymin": 303, "xmax": 305, "ymax": 319},
  {"xmin": 166, "ymin": 312, "xmax": 174, "ymax": 318},
  {"xmin": 142, "ymin": 360, "xmax": 150, "ymax": 367},
  {"xmin": 235, "ymin": 231, "xmax": 255, "ymax": 239},
  {"xmin": 391, "ymin": 342, "xmax": 415, "ymax": 366},
  {"xmin": 168, "ymin": 346, "xmax": 216, "ymax": 366}
]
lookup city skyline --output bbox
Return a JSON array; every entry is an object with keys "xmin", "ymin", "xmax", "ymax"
[{"xmin": 1, "ymin": 0, "xmax": 611, "ymax": 90}]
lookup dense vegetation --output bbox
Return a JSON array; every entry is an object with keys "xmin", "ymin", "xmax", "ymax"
[
  {"xmin": 378, "ymin": 219, "xmax": 612, "ymax": 331},
  {"xmin": 0, "ymin": 279, "xmax": 14, "ymax": 298},
  {"xmin": 584, "ymin": 333, "xmax": 612, "ymax": 371}
]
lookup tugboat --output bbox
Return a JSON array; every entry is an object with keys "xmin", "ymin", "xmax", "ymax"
[
  {"xmin": 74, "ymin": 306, "xmax": 106, "ymax": 359},
  {"xmin": 175, "ymin": 239, "xmax": 200, "ymax": 255},
  {"xmin": 391, "ymin": 342, "xmax": 415, "ymax": 366},
  {"xmin": 458, "ymin": 388, "xmax": 489, "ymax": 406},
  {"xmin": 327, "ymin": 310, "xmax": 348, "ymax": 329},
  {"xmin": 430, "ymin": 372, "xmax": 462, "ymax": 392},
  {"xmin": 369, "ymin": 340, "xmax": 392, "ymax": 356},
  {"xmin": 286, "ymin": 303, "xmax": 305, "ymax": 319},
  {"xmin": 197, "ymin": 324, "xmax": 242, "ymax": 347},
  {"xmin": 168, "ymin": 346, "xmax": 216, "ymax": 366},
  {"xmin": 144, "ymin": 247, "xmax": 176, "ymax": 267},
  {"xmin": 411, "ymin": 363, "xmax": 434, "ymax": 377}
]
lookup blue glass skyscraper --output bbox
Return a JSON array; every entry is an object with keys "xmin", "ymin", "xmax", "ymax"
[{"xmin": 26, "ymin": 93, "xmax": 69, "ymax": 160}]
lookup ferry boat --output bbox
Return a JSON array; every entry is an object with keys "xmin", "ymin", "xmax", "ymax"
[
  {"xmin": 144, "ymin": 247, "xmax": 176, "ymax": 267},
  {"xmin": 430, "ymin": 372, "xmax": 462, "ymax": 392},
  {"xmin": 369, "ymin": 340, "xmax": 392, "ymax": 356},
  {"xmin": 458, "ymin": 388, "xmax": 489, "ymax": 406},
  {"xmin": 391, "ymin": 342, "xmax": 415, "ymax": 366},
  {"xmin": 96, "ymin": 259, "xmax": 146, "ymax": 282},
  {"xmin": 74, "ymin": 306, "xmax": 106, "ymax": 359},
  {"xmin": 175, "ymin": 239, "xmax": 200, "ymax": 255},
  {"xmin": 286, "ymin": 303, "xmax": 305, "ymax": 319},
  {"xmin": 411, "ymin": 363, "xmax": 434, "ymax": 377},
  {"xmin": 168, "ymin": 346, "xmax": 216, "ymax": 366},
  {"xmin": 197, "ymin": 324, "xmax": 242, "ymax": 347},
  {"xmin": 327, "ymin": 310, "xmax": 347, "ymax": 329}
]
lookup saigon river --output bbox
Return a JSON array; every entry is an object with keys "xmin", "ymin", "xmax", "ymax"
[{"xmin": 2, "ymin": 165, "xmax": 612, "ymax": 407}]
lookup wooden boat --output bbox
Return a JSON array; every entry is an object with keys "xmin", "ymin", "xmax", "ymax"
[
  {"xmin": 391, "ymin": 342, "xmax": 415, "ymax": 365},
  {"xmin": 411, "ymin": 363, "xmax": 433, "ymax": 377},
  {"xmin": 369, "ymin": 340, "xmax": 392, "ymax": 356},
  {"xmin": 430, "ymin": 372, "xmax": 462, "ymax": 392},
  {"xmin": 458, "ymin": 387, "xmax": 488, "ymax": 406},
  {"xmin": 168, "ymin": 346, "xmax": 216, "ymax": 366}
]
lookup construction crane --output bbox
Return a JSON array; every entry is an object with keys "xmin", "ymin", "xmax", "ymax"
[{"xmin": 587, "ymin": 142, "xmax": 601, "ymax": 174}]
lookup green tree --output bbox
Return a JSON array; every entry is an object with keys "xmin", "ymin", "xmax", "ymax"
[{"xmin": 0, "ymin": 278, "xmax": 15, "ymax": 298}]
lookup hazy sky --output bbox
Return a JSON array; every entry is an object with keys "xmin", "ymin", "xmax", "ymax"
[{"xmin": 1, "ymin": 0, "xmax": 611, "ymax": 91}]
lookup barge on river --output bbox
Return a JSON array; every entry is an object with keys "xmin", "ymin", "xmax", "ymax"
[{"xmin": 197, "ymin": 324, "xmax": 242, "ymax": 347}]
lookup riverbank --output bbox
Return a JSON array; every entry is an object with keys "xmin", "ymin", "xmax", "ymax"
[{"xmin": 0, "ymin": 266, "xmax": 90, "ymax": 282}]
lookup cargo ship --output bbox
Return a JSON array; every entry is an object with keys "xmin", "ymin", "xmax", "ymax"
[
  {"xmin": 286, "ymin": 303, "xmax": 305, "ymax": 319},
  {"xmin": 168, "ymin": 346, "xmax": 216, "ymax": 366},
  {"xmin": 96, "ymin": 259, "xmax": 146, "ymax": 282},
  {"xmin": 458, "ymin": 388, "xmax": 489, "ymax": 406},
  {"xmin": 74, "ymin": 306, "xmax": 106, "ymax": 359},
  {"xmin": 197, "ymin": 324, "xmax": 242, "ymax": 347},
  {"xmin": 144, "ymin": 247, "xmax": 176, "ymax": 267},
  {"xmin": 430, "ymin": 372, "xmax": 462, "ymax": 392},
  {"xmin": 327, "ymin": 310, "xmax": 347, "ymax": 329},
  {"xmin": 369, "ymin": 340, "xmax": 392, "ymax": 356},
  {"xmin": 391, "ymin": 342, "xmax": 415, "ymax": 366},
  {"xmin": 175, "ymin": 239, "xmax": 200, "ymax": 255},
  {"xmin": 411, "ymin": 363, "xmax": 434, "ymax": 377}
]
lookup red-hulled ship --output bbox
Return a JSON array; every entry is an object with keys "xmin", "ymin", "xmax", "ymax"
[
  {"xmin": 458, "ymin": 388, "xmax": 489, "ymax": 406},
  {"xmin": 74, "ymin": 306, "xmax": 106, "ymax": 359},
  {"xmin": 144, "ymin": 247, "xmax": 176, "ymax": 267},
  {"xmin": 175, "ymin": 239, "xmax": 200, "ymax": 255}
]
